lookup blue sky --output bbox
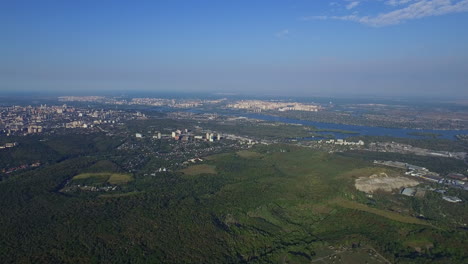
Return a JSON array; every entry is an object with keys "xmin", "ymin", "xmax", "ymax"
[{"xmin": 1, "ymin": 0, "xmax": 468, "ymax": 97}]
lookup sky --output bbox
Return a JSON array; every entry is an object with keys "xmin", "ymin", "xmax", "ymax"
[{"xmin": 1, "ymin": 0, "xmax": 468, "ymax": 97}]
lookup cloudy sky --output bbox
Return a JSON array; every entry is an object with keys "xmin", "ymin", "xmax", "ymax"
[{"xmin": 1, "ymin": 0, "xmax": 468, "ymax": 97}]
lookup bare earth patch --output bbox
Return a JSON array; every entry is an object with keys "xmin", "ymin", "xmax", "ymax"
[{"xmin": 355, "ymin": 173, "xmax": 419, "ymax": 193}]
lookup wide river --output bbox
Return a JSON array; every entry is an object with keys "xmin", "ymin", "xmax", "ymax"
[
  {"xmin": 244, "ymin": 113, "xmax": 468, "ymax": 140},
  {"xmin": 147, "ymin": 107, "xmax": 468, "ymax": 140}
]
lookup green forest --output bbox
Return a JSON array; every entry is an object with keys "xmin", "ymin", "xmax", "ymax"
[{"xmin": 0, "ymin": 134, "xmax": 467, "ymax": 263}]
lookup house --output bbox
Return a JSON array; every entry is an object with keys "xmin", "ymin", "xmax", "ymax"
[
  {"xmin": 401, "ymin": 188, "xmax": 416, "ymax": 197},
  {"xmin": 421, "ymin": 174, "xmax": 443, "ymax": 183},
  {"xmin": 447, "ymin": 173, "xmax": 467, "ymax": 182},
  {"xmin": 442, "ymin": 196, "xmax": 462, "ymax": 203}
]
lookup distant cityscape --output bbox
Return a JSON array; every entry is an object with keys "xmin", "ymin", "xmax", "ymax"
[
  {"xmin": 227, "ymin": 100, "xmax": 322, "ymax": 112},
  {"xmin": 58, "ymin": 96, "xmax": 323, "ymax": 112},
  {"xmin": 1, "ymin": 98, "xmax": 467, "ymax": 202},
  {"xmin": 0, "ymin": 104, "xmax": 145, "ymax": 136}
]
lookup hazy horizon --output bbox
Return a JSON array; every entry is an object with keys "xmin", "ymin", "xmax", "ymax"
[{"xmin": 2, "ymin": 0, "xmax": 468, "ymax": 97}]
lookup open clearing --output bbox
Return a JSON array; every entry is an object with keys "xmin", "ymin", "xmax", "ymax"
[
  {"xmin": 100, "ymin": 191, "xmax": 143, "ymax": 198},
  {"xmin": 204, "ymin": 153, "xmax": 231, "ymax": 161},
  {"xmin": 355, "ymin": 172, "xmax": 419, "ymax": 193},
  {"xmin": 72, "ymin": 172, "xmax": 133, "ymax": 185},
  {"xmin": 329, "ymin": 198, "xmax": 429, "ymax": 226},
  {"xmin": 108, "ymin": 173, "xmax": 134, "ymax": 184},
  {"xmin": 311, "ymin": 247, "xmax": 390, "ymax": 264},
  {"xmin": 180, "ymin": 164, "xmax": 217, "ymax": 176},
  {"xmin": 236, "ymin": 150, "xmax": 263, "ymax": 159}
]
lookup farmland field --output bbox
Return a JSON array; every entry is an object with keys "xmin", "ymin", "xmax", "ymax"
[
  {"xmin": 72, "ymin": 172, "xmax": 133, "ymax": 185},
  {"xmin": 180, "ymin": 164, "xmax": 217, "ymax": 176}
]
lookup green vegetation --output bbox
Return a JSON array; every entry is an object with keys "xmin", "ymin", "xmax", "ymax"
[
  {"xmin": 329, "ymin": 198, "xmax": 430, "ymax": 226},
  {"xmin": 204, "ymin": 121, "xmax": 315, "ymax": 139},
  {"xmin": 180, "ymin": 164, "xmax": 217, "ymax": 176},
  {"xmin": 236, "ymin": 150, "xmax": 264, "ymax": 158},
  {"xmin": 0, "ymin": 136, "xmax": 467, "ymax": 263},
  {"xmin": 349, "ymin": 135, "xmax": 468, "ymax": 152},
  {"xmin": 73, "ymin": 172, "xmax": 110, "ymax": 184},
  {"xmin": 0, "ymin": 134, "xmax": 125, "ymax": 180},
  {"xmin": 108, "ymin": 173, "xmax": 133, "ymax": 184},
  {"xmin": 340, "ymin": 150, "xmax": 468, "ymax": 174},
  {"xmin": 72, "ymin": 172, "xmax": 133, "ymax": 185},
  {"xmin": 82, "ymin": 160, "xmax": 123, "ymax": 173},
  {"xmin": 99, "ymin": 191, "xmax": 143, "ymax": 198}
]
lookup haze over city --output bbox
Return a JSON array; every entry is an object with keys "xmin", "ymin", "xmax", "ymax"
[{"xmin": 1, "ymin": 0, "xmax": 468, "ymax": 97}]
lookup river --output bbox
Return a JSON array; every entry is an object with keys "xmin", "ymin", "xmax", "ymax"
[
  {"xmin": 144, "ymin": 106, "xmax": 468, "ymax": 140},
  {"xmin": 244, "ymin": 114, "xmax": 468, "ymax": 140}
]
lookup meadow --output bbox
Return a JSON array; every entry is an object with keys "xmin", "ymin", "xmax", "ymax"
[
  {"xmin": 180, "ymin": 164, "xmax": 217, "ymax": 176},
  {"xmin": 72, "ymin": 172, "xmax": 133, "ymax": 185}
]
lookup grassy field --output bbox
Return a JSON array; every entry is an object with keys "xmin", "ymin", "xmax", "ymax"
[
  {"xmin": 108, "ymin": 173, "xmax": 134, "ymax": 184},
  {"xmin": 310, "ymin": 246, "xmax": 390, "ymax": 264},
  {"xmin": 236, "ymin": 150, "xmax": 264, "ymax": 159},
  {"xmin": 99, "ymin": 191, "xmax": 143, "ymax": 198},
  {"xmin": 329, "ymin": 198, "xmax": 430, "ymax": 226},
  {"xmin": 72, "ymin": 172, "xmax": 133, "ymax": 185},
  {"xmin": 180, "ymin": 164, "xmax": 217, "ymax": 176},
  {"xmin": 204, "ymin": 153, "xmax": 232, "ymax": 161}
]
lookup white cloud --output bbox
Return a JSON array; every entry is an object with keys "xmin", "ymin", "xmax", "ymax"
[
  {"xmin": 300, "ymin": 15, "xmax": 328, "ymax": 21},
  {"xmin": 386, "ymin": 0, "xmax": 415, "ymax": 6},
  {"xmin": 275, "ymin": 29, "xmax": 289, "ymax": 38},
  {"xmin": 346, "ymin": 1, "xmax": 361, "ymax": 10},
  {"xmin": 305, "ymin": 0, "xmax": 468, "ymax": 27}
]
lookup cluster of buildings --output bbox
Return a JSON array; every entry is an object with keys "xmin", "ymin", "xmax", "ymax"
[
  {"xmin": 401, "ymin": 187, "xmax": 463, "ymax": 203},
  {"xmin": 59, "ymin": 96, "xmax": 226, "ymax": 108},
  {"xmin": 58, "ymin": 96, "xmax": 127, "ymax": 105},
  {"xmin": 171, "ymin": 129, "xmax": 221, "ymax": 142},
  {"xmin": 378, "ymin": 161, "xmax": 467, "ymax": 203},
  {"xmin": 368, "ymin": 142, "xmax": 467, "ymax": 160},
  {"xmin": 405, "ymin": 165, "xmax": 467, "ymax": 188},
  {"xmin": 223, "ymin": 134, "xmax": 258, "ymax": 145},
  {"xmin": 0, "ymin": 105, "xmax": 67, "ymax": 135},
  {"xmin": 62, "ymin": 184, "xmax": 119, "ymax": 193},
  {"xmin": 58, "ymin": 96, "xmax": 108, "ymax": 103},
  {"xmin": 144, "ymin": 168, "xmax": 170, "ymax": 177},
  {"xmin": 182, "ymin": 158, "xmax": 204, "ymax": 166},
  {"xmin": 130, "ymin": 98, "xmax": 200, "ymax": 108},
  {"xmin": 227, "ymin": 100, "xmax": 322, "ymax": 112},
  {"xmin": 65, "ymin": 118, "xmax": 122, "ymax": 129},
  {"xmin": 374, "ymin": 160, "xmax": 468, "ymax": 195},
  {"xmin": 135, "ymin": 129, "xmax": 223, "ymax": 142},
  {"xmin": 1, "ymin": 162, "xmax": 40, "ymax": 174},
  {"xmin": 27, "ymin": 125, "xmax": 43, "ymax": 134},
  {"xmin": 129, "ymin": 98, "xmax": 225, "ymax": 108},
  {"xmin": 320, "ymin": 139, "xmax": 365, "ymax": 146},
  {"xmin": 0, "ymin": 104, "xmax": 146, "ymax": 136},
  {"xmin": 59, "ymin": 96, "xmax": 324, "ymax": 113},
  {"xmin": 0, "ymin": 142, "xmax": 18, "ymax": 150}
]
